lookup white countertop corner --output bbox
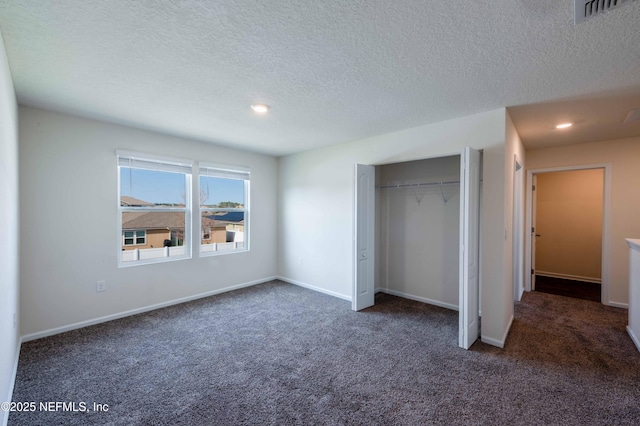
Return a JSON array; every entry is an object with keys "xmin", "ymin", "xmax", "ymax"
[{"xmin": 626, "ymin": 239, "xmax": 640, "ymax": 251}]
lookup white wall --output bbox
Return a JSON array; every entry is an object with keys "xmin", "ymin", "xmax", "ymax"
[
  {"xmin": 19, "ymin": 107, "xmax": 278, "ymax": 338},
  {"xmin": 527, "ymin": 136, "xmax": 640, "ymax": 306},
  {"xmin": 494, "ymin": 111, "xmax": 526, "ymax": 345},
  {"xmin": 278, "ymin": 108, "xmax": 513, "ymax": 346},
  {"xmin": 0, "ymin": 29, "xmax": 19, "ymax": 426},
  {"xmin": 377, "ymin": 156, "xmax": 460, "ymax": 309}
]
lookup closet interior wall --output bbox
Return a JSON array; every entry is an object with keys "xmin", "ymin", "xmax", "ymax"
[{"xmin": 375, "ymin": 155, "xmax": 461, "ymax": 310}]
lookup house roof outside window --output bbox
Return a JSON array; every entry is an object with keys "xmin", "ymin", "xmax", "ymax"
[
  {"xmin": 121, "ymin": 198, "xmax": 243, "ymax": 230},
  {"xmin": 120, "ymin": 196, "xmax": 154, "ymax": 207}
]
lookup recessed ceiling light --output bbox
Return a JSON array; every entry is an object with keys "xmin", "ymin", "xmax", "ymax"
[
  {"xmin": 251, "ymin": 104, "xmax": 270, "ymax": 114},
  {"xmin": 555, "ymin": 122, "xmax": 573, "ymax": 129}
]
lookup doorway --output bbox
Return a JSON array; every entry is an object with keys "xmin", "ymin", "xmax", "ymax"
[
  {"xmin": 376, "ymin": 155, "xmax": 461, "ymax": 311},
  {"xmin": 525, "ymin": 164, "xmax": 612, "ymax": 304},
  {"xmin": 354, "ymin": 147, "xmax": 481, "ymax": 349}
]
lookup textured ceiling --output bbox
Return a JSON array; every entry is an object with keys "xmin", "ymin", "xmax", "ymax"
[{"xmin": 0, "ymin": 0, "xmax": 639, "ymax": 155}]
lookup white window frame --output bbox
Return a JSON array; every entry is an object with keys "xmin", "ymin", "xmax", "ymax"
[
  {"xmin": 198, "ymin": 162, "xmax": 250, "ymax": 257},
  {"xmin": 117, "ymin": 150, "xmax": 192, "ymax": 267}
]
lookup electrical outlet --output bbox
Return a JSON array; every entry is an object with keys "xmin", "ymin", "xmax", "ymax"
[{"xmin": 96, "ymin": 280, "xmax": 106, "ymax": 293}]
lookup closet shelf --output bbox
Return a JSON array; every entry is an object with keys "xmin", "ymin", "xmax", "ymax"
[
  {"xmin": 378, "ymin": 179, "xmax": 460, "ymax": 204},
  {"xmin": 377, "ymin": 180, "xmax": 459, "ymax": 190}
]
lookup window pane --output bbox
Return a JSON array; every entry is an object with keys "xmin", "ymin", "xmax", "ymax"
[
  {"xmin": 124, "ymin": 231, "xmax": 134, "ymax": 238},
  {"xmin": 199, "ymin": 176, "xmax": 244, "ymax": 208},
  {"xmin": 200, "ymin": 211, "xmax": 245, "ymax": 253},
  {"xmin": 120, "ymin": 167, "xmax": 186, "ymax": 207},
  {"xmin": 121, "ymin": 212, "xmax": 187, "ymax": 262}
]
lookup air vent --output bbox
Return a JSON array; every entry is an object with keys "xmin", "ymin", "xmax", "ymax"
[{"xmin": 574, "ymin": 0, "xmax": 637, "ymax": 24}]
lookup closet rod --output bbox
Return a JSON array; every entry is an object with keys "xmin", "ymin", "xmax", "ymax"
[{"xmin": 378, "ymin": 180, "xmax": 459, "ymax": 190}]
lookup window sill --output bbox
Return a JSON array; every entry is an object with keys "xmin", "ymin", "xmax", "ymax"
[
  {"xmin": 118, "ymin": 254, "xmax": 191, "ymax": 268},
  {"xmin": 199, "ymin": 248, "xmax": 249, "ymax": 258}
]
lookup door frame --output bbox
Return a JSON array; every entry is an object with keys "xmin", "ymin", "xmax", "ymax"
[
  {"xmin": 524, "ymin": 163, "xmax": 612, "ymax": 305},
  {"xmin": 530, "ymin": 174, "xmax": 538, "ymax": 290},
  {"xmin": 513, "ymin": 155, "xmax": 524, "ymax": 302}
]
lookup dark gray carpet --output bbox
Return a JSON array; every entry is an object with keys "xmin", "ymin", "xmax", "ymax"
[{"xmin": 9, "ymin": 280, "xmax": 640, "ymax": 425}]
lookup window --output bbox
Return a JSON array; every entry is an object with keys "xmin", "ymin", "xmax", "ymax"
[
  {"xmin": 199, "ymin": 163, "xmax": 250, "ymax": 256},
  {"xmin": 123, "ymin": 230, "xmax": 146, "ymax": 246},
  {"xmin": 118, "ymin": 151, "xmax": 192, "ymax": 266}
]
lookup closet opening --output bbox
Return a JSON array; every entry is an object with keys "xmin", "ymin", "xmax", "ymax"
[
  {"xmin": 354, "ymin": 148, "xmax": 482, "ymax": 349},
  {"xmin": 376, "ymin": 155, "xmax": 461, "ymax": 311}
]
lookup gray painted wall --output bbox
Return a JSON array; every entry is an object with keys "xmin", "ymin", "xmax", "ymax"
[
  {"xmin": 0, "ymin": 30, "xmax": 19, "ymax": 426},
  {"xmin": 18, "ymin": 107, "xmax": 279, "ymax": 338},
  {"xmin": 278, "ymin": 108, "xmax": 518, "ymax": 346}
]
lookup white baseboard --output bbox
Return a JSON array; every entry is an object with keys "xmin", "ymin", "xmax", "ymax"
[
  {"xmin": 608, "ymin": 301, "xmax": 629, "ymax": 309},
  {"xmin": 627, "ymin": 326, "xmax": 640, "ymax": 353},
  {"xmin": 276, "ymin": 276, "xmax": 351, "ymax": 301},
  {"xmin": 481, "ymin": 314, "xmax": 514, "ymax": 349},
  {"xmin": 380, "ymin": 289, "xmax": 458, "ymax": 311},
  {"xmin": 21, "ymin": 276, "xmax": 278, "ymax": 343},
  {"xmin": 536, "ymin": 271, "xmax": 601, "ymax": 284},
  {"xmin": 481, "ymin": 335, "xmax": 503, "ymax": 348}
]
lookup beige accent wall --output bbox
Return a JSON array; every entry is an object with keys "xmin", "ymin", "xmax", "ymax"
[
  {"xmin": 535, "ymin": 169, "xmax": 603, "ymax": 281},
  {"xmin": 527, "ymin": 136, "xmax": 640, "ymax": 306}
]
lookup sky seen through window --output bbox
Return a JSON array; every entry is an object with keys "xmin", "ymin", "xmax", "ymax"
[{"xmin": 120, "ymin": 168, "xmax": 244, "ymax": 206}]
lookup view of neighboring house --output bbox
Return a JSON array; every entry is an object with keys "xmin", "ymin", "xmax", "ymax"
[
  {"xmin": 121, "ymin": 211, "xmax": 186, "ymax": 251},
  {"xmin": 121, "ymin": 196, "xmax": 184, "ymax": 251},
  {"xmin": 120, "ymin": 195, "xmax": 154, "ymax": 208},
  {"xmin": 206, "ymin": 211, "xmax": 245, "ymax": 243},
  {"xmin": 121, "ymin": 197, "xmax": 244, "ymax": 252}
]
